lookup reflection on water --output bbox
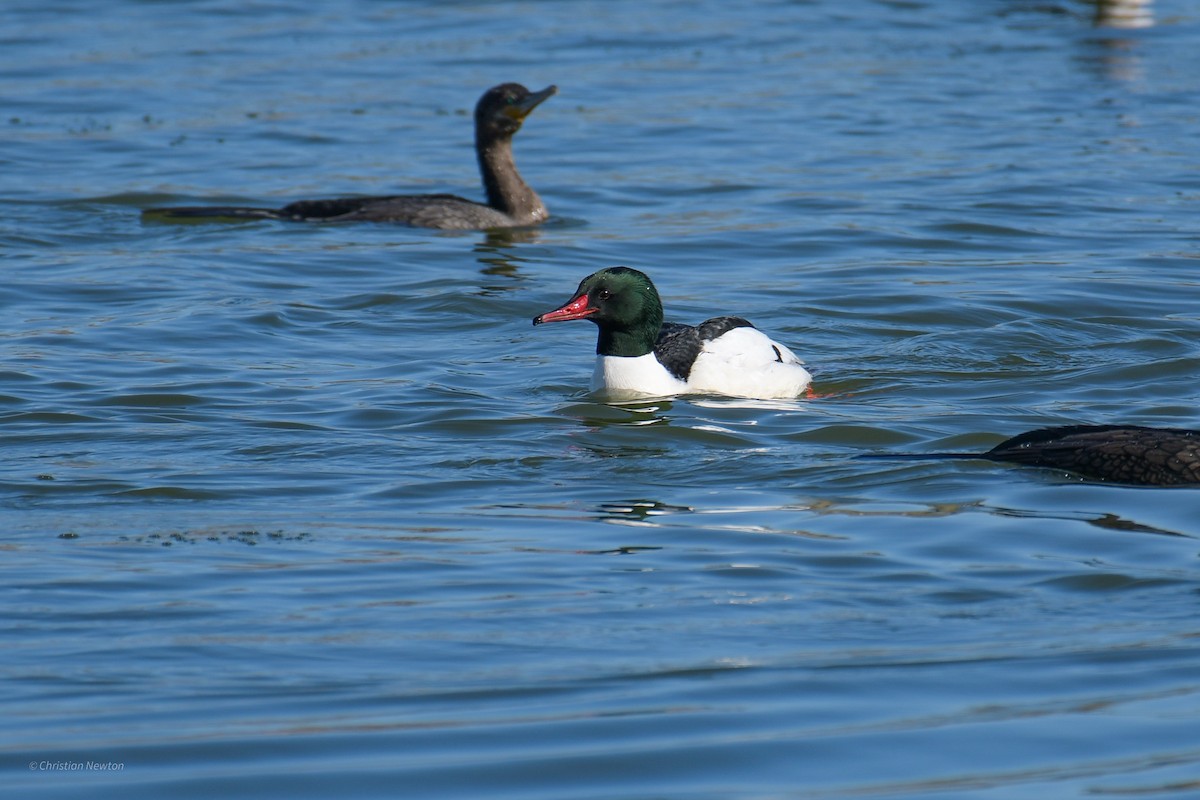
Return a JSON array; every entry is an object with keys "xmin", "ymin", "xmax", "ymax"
[
  {"xmin": 558, "ymin": 400, "xmax": 674, "ymax": 428},
  {"xmin": 1083, "ymin": 0, "xmax": 1154, "ymax": 82},
  {"xmin": 1089, "ymin": 0, "xmax": 1154, "ymax": 29},
  {"xmin": 596, "ymin": 499, "xmax": 693, "ymax": 522},
  {"xmin": 585, "ymin": 493, "xmax": 1196, "ymax": 544},
  {"xmin": 477, "ymin": 226, "xmax": 544, "ymax": 249}
]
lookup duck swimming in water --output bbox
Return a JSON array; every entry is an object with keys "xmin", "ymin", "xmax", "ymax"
[
  {"xmin": 876, "ymin": 424, "xmax": 1200, "ymax": 487},
  {"xmin": 533, "ymin": 267, "xmax": 813, "ymax": 400},
  {"xmin": 143, "ymin": 83, "xmax": 556, "ymax": 229}
]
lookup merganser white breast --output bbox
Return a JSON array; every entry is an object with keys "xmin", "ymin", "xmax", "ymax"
[
  {"xmin": 592, "ymin": 353, "xmax": 689, "ymax": 397},
  {"xmin": 532, "ymin": 266, "xmax": 813, "ymax": 400}
]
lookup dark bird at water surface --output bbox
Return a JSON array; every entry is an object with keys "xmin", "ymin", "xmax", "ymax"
[
  {"xmin": 143, "ymin": 83, "xmax": 556, "ymax": 229},
  {"xmin": 872, "ymin": 425, "xmax": 1200, "ymax": 487}
]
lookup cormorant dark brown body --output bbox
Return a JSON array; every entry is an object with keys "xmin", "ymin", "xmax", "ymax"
[
  {"xmin": 876, "ymin": 425, "xmax": 1200, "ymax": 487},
  {"xmin": 979, "ymin": 425, "xmax": 1200, "ymax": 486},
  {"xmin": 143, "ymin": 83, "xmax": 556, "ymax": 229}
]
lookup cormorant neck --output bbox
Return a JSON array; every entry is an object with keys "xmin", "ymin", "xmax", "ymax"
[{"xmin": 476, "ymin": 133, "xmax": 546, "ymax": 225}]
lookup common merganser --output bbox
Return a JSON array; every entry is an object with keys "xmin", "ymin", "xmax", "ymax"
[
  {"xmin": 143, "ymin": 83, "xmax": 556, "ymax": 229},
  {"xmin": 532, "ymin": 266, "xmax": 813, "ymax": 400},
  {"xmin": 874, "ymin": 424, "xmax": 1200, "ymax": 486}
]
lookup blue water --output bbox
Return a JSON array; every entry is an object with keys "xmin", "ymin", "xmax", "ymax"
[{"xmin": 4, "ymin": 0, "xmax": 1200, "ymax": 797}]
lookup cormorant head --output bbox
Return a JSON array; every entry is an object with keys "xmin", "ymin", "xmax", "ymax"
[{"xmin": 475, "ymin": 83, "xmax": 557, "ymax": 140}]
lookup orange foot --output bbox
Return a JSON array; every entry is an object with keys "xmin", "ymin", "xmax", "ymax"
[{"xmin": 804, "ymin": 385, "xmax": 840, "ymax": 400}]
